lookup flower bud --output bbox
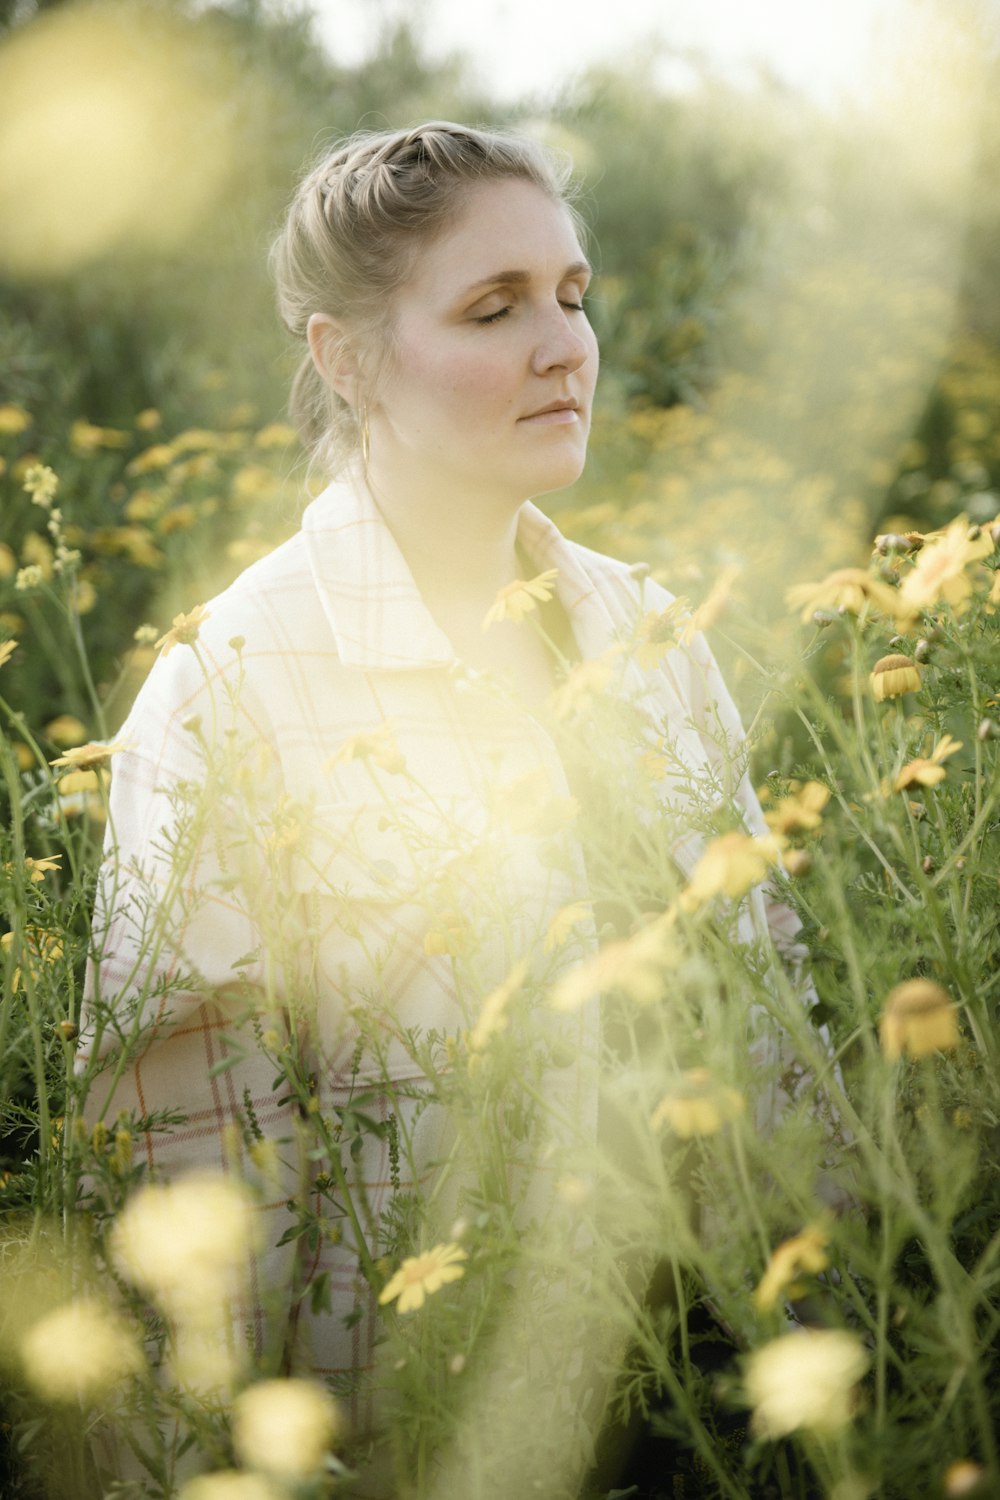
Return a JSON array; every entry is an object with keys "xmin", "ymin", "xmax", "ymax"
[{"xmin": 870, "ymin": 654, "xmax": 921, "ymax": 702}]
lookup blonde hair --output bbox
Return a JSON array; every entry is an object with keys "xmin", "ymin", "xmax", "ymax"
[{"xmin": 269, "ymin": 121, "xmax": 582, "ymax": 476}]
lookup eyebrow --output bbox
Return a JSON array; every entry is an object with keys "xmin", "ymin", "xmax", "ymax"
[{"xmin": 460, "ymin": 260, "xmax": 592, "ymax": 297}]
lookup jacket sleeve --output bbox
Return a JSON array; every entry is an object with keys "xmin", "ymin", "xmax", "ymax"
[{"xmin": 76, "ymin": 640, "xmax": 309, "ymax": 1272}]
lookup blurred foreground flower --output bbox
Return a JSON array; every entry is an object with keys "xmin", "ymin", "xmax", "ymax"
[
  {"xmin": 943, "ymin": 1461, "xmax": 988, "ymax": 1498},
  {"xmin": 544, "ymin": 900, "xmax": 593, "ymax": 952},
  {"xmin": 880, "ymin": 979, "xmax": 959, "ymax": 1060},
  {"xmin": 650, "ymin": 1068, "xmax": 744, "ymax": 1138},
  {"xmin": 754, "ymin": 1224, "xmax": 830, "ymax": 1311},
  {"xmin": 20, "ymin": 1297, "xmax": 142, "ymax": 1403},
  {"xmin": 682, "ymin": 562, "xmax": 741, "ymax": 641},
  {"xmin": 746, "ymin": 1329, "xmax": 867, "ymax": 1437},
  {"xmin": 378, "ymin": 1242, "xmax": 467, "ymax": 1313},
  {"xmin": 870, "ymin": 654, "xmax": 921, "ymax": 702},
  {"xmin": 786, "ymin": 567, "xmax": 905, "ymax": 624},
  {"xmin": 550, "ymin": 652, "xmax": 616, "ymax": 719},
  {"xmin": 325, "ymin": 721, "xmax": 406, "ymax": 774},
  {"xmin": 893, "ymin": 734, "xmax": 963, "ymax": 791},
  {"xmin": 179, "ymin": 1475, "xmax": 280, "ymax": 1500},
  {"xmin": 0, "ymin": 2, "xmax": 238, "ymax": 275},
  {"xmin": 156, "ymin": 604, "xmax": 210, "ymax": 655},
  {"xmin": 763, "ymin": 781, "xmax": 830, "ymax": 835},
  {"xmin": 111, "ymin": 1172, "xmax": 259, "ymax": 1323},
  {"xmin": 0, "ymin": 638, "xmax": 17, "ymax": 669},
  {"xmin": 679, "ymin": 832, "xmax": 783, "ymax": 910},
  {"xmin": 469, "ymin": 958, "xmax": 528, "ymax": 1048},
  {"xmin": 550, "ymin": 913, "xmax": 678, "ymax": 1011},
  {"xmin": 482, "ymin": 568, "xmax": 559, "ymax": 628},
  {"xmin": 898, "ymin": 517, "xmax": 994, "ymax": 614},
  {"xmin": 232, "ymin": 1379, "xmax": 341, "ymax": 1480}
]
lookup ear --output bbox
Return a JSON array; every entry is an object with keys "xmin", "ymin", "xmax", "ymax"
[{"xmin": 306, "ymin": 313, "xmax": 360, "ymax": 407}]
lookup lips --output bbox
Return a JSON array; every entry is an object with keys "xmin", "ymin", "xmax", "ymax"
[{"xmin": 519, "ymin": 398, "xmax": 581, "ymax": 422}]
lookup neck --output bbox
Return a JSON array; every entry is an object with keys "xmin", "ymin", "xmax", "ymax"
[{"xmin": 363, "ymin": 462, "xmax": 527, "ymax": 619}]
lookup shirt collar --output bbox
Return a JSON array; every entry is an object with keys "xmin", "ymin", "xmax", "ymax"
[{"xmin": 301, "ymin": 473, "xmax": 627, "ymax": 671}]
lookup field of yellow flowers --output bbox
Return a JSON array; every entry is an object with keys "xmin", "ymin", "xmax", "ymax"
[{"xmin": 2, "ymin": 299, "xmax": 1000, "ymax": 1500}]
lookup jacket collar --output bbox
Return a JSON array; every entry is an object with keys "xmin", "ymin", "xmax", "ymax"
[{"xmin": 302, "ymin": 473, "xmax": 630, "ymax": 671}]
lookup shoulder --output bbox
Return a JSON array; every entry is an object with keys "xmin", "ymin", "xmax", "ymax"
[{"xmin": 117, "ymin": 529, "xmax": 319, "ymax": 755}]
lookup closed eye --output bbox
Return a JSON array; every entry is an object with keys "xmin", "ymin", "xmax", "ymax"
[{"xmin": 475, "ymin": 299, "xmax": 587, "ymax": 326}]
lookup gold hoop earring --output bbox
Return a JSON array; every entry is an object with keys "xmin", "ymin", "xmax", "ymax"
[{"xmin": 359, "ymin": 400, "xmax": 371, "ymax": 468}]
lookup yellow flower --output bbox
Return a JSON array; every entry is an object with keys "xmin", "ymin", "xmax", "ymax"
[
  {"xmin": 23, "ymin": 854, "xmax": 62, "ymax": 883},
  {"xmin": 72, "ymin": 577, "xmax": 97, "ymax": 615},
  {"xmin": 550, "ymin": 651, "xmax": 616, "ymax": 719},
  {"xmin": 21, "ymin": 532, "xmax": 53, "ymax": 578},
  {"xmin": 943, "ymin": 1461, "xmax": 987, "ymax": 1498},
  {"xmin": 679, "ymin": 832, "xmax": 784, "ymax": 910},
  {"xmin": 681, "ymin": 563, "xmax": 741, "ymax": 642},
  {"xmin": 156, "ymin": 603, "xmax": 210, "ymax": 655},
  {"xmin": 482, "ymin": 567, "xmax": 559, "ymax": 628},
  {"xmin": 763, "ymin": 781, "xmax": 830, "ymax": 835},
  {"xmin": 50, "ymin": 738, "xmax": 131, "ymax": 771},
  {"xmin": 469, "ymin": 958, "xmax": 528, "ymax": 1049},
  {"xmin": 134, "ymin": 622, "xmax": 159, "ymax": 644},
  {"xmin": 70, "ymin": 420, "xmax": 128, "ymax": 453},
  {"xmin": 550, "ymin": 913, "xmax": 678, "ymax": 1011},
  {"xmin": 254, "ymin": 421, "xmax": 298, "ymax": 448},
  {"xmin": 44, "ymin": 714, "xmax": 88, "ymax": 746},
  {"xmin": 785, "ymin": 567, "xmax": 906, "ymax": 623},
  {"xmin": 54, "ymin": 767, "xmax": 108, "ymax": 821},
  {"xmin": 880, "ymin": 979, "xmax": 959, "ymax": 1061},
  {"xmin": 19, "ymin": 1298, "xmax": 143, "ymax": 1403},
  {"xmin": 231, "ymin": 464, "xmax": 279, "ymax": 503},
  {"xmin": 0, "ymin": 543, "xmax": 16, "ymax": 578},
  {"xmin": 22, "ymin": 463, "xmax": 58, "ymax": 508},
  {"xmin": 423, "ymin": 909, "xmax": 473, "ymax": 957},
  {"xmin": 2, "ymin": 928, "xmax": 64, "ymax": 989},
  {"xmin": 126, "ymin": 443, "xmax": 176, "ymax": 475},
  {"xmin": 898, "ymin": 516, "xmax": 994, "ymax": 614},
  {"xmin": 232, "ymin": 1379, "xmax": 341, "ymax": 1480},
  {"xmin": 870, "ymin": 654, "xmax": 921, "ymax": 702},
  {"xmin": 15, "ymin": 565, "xmax": 43, "ymax": 591},
  {"xmin": 650, "ymin": 1068, "xmax": 744, "ymax": 1138},
  {"xmin": 632, "ymin": 598, "xmax": 689, "ymax": 666},
  {"xmin": 135, "ymin": 408, "xmax": 161, "ymax": 431},
  {"xmin": 754, "ymin": 1224, "xmax": 830, "ymax": 1311},
  {"xmin": 745, "ymin": 1329, "xmax": 868, "ymax": 1437},
  {"xmin": 378, "ymin": 1241, "xmax": 468, "ymax": 1313},
  {"xmin": 491, "ymin": 768, "xmax": 577, "ymax": 835},
  {"xmin": 0, "ymin": 403, "xmax": 31, "ymax": 435},
  {"xmin": 0, "ymin": 638, "xmax": 17, "ymax": 669},
  {"xmin": 543, "ymin": 900, "xmax": 593, "ymax": 953},
  {"xmin": 893, "ymin": 734, "xmax": 963, "ymax": 791},
  {"xmin": 324, "ymin": 721, "xmax": 406, "ymax": 775}
]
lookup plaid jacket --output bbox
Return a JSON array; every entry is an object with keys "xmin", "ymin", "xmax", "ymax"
[{"xmin": 79, "ymin": 474, "xmax": 803, "ymax": 1426}]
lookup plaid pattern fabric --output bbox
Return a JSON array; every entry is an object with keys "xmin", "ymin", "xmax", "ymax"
[{"xmin": 79, "ymin": 474, "xmax": 804, "ymax": 1425}]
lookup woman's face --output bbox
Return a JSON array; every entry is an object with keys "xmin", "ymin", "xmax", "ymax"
[{"xmin": 368, "ymin": 177, "xmax": 598, "ymax": 509}]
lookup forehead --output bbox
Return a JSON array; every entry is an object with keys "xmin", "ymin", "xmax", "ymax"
[{"xmin": 404, "ymin": 178, "xmax": 587, "ymax": 298}]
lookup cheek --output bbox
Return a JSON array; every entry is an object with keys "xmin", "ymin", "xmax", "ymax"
[{"xmin": 391, "ymin": 331, "xmax": 514, "ymax": 418}]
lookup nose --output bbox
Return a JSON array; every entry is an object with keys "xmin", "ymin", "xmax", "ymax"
[{"xmin": 530, "ymin": 303, "xmax": 592, "ymax": 376}]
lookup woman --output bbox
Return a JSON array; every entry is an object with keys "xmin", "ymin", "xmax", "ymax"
[{"xmin": 79, "ymin": 123, "xmax": 812, "ymax": 1493}]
